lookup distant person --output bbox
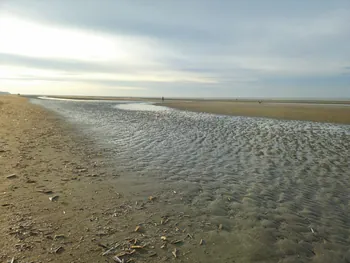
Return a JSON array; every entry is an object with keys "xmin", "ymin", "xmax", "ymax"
[{"xmin": 162, "ymin": 96, "xmax": 164, "ymax": 102}]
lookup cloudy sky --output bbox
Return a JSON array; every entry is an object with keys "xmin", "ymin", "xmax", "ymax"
[{"xmin": 0, "ymin": 0, "xmax": 349, "ymax": 98}]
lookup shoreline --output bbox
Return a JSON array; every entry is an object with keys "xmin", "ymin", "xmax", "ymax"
[
  {"xmin": 0, "ymin": 96, "xmax": 162, "ymax": 262},
  {"xmin": 2, "ymin": 95, "xmax": 350, "ymax": 262},
  {"xmin": 27, "ymin": 95, "xmax": 350, "ymax": 124},
  {"xmin": 0, "ymin": 95, "xmax": 221, "ymax": 262},
  {"xmin": 158, "ymin": 101, "xmax": 350, "ymax": 124},
  {"xmin": 26, "ymin": 95, "xmax": 350, "ymax": 105}
]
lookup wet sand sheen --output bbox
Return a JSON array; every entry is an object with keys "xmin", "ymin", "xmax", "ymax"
[{"xmin": 13, "ymin": 97, "xmax": 350, "ymax": 262}]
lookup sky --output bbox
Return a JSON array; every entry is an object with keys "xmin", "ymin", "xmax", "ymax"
[{"xmin": 0, "ymin": 0, "xmax": 349, "ymax": 98}]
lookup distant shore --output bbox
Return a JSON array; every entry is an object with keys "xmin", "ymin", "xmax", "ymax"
[
  {"xmin": 159, "ymin": 100, "xmax": 350, "ymax": 124},
  {"xmin": 29, "ymin": 95, "xmax": 350, "ymax": 124},
  {"xmin": 31, "ymin": 95, "xmax": 350, "ymax": 105}
]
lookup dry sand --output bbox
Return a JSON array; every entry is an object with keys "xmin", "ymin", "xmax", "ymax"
[
  {"xmin": 0, "ymin": 95, "xmax": 198, "ymax": 263},
  {"xmin": 0, "ymin": 95, "xmax": 122, "ymax": 262},
  {"xmin": 159, "ymin": 100, "xmax": 350, "ymax": 124}
]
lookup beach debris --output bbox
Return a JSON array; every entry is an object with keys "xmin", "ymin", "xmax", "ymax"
[
  {"xmin": 102, "ymin": 244, "xmax": 120, "ymax": 256},
  {"xmin": 25, "ymin": 179, "xmax": 36, "ymax": 183},
  {"xmin": 54, "ymin": 234, "xmax": 65, "ymax": 240},
  {"xmin": 49, "ymin": 195, "xmax": 59, "ymax": 201},
  {"xmin": 161, "ymin": 236, "xmax": 167, "ymax": 241},
  {"xmin": 134, "ymin": 225, "xmax": 141, "ymax": 232},
  {"xmin": 199, "ymin": 239, "xmax": 205, "ymax": 245},
  {"xmin": 128, "ymin": 250, "xmax": 136, "ymax": 255},
  {"xmin": 97, "ymin": 243, "xmax": 109, "ymax": 249},
  {"xmin": 6, "ymin": 174, "xmax": 17, "ymax": 179},
  {"xmin": 161, "ymin": 244, "xmax": 166, "ymax": 249},
  {"xmin": 148, "ymin": 252, "xmax": 157, "ymax": 257},
  {"xmin": 130, "ymin": 245, "xmax": 144, "ymax": 249},
  {"xmin": 61, "ymin": 178, "xmax": 70, "ymax": 181},
  {"xmin": 1, "ymin": 203, "xmax": 12, "ymax": 207},
  {"xmin": 10, "ymin": 257, "xmax": 15, "ymax": 263},
  {"xmin": 187, "ymin": 233, "xmax": 193, "ymax": 239},
  {"xmin": 171, "ymin": 240, "xmax": 183, "ymax": 244},
  {"xmin": 115, "ymin": 252, "xmax": 128, "ymax": 258},
  {"xmin": 54, "ymin": 246, "xmax": 64, "ymax": 254},
  {"xmin": 310, "ymin": 227, "xmax": 315, "ymax": 234},
  {"xmin": 218, "ymin": 224, "xmax": 223, "ymax": 231},
  {"xmin": 161, "ymin": 217, "xmax": 170, "ymax": 225},
  {"xmin": 115, "ymin": 250, "xmax": 135, "ymax": 257},
  {"xmin": 127, "ymin": 238, "xmax": 138, "ymax": 245},
  {"xmin": 149, "ymin": 196, "xmax": 156, "ymax": 201},
  {"xmin": 172, "ymin": 248, "xmax": 178, "ymax": 258},
  {"xmin": 113, "ymin": 255, "xmax": 123, "ymax": 263},
  {"xmin": 113, "ymin": 250, "xmax": 135, "ymax": 263}
]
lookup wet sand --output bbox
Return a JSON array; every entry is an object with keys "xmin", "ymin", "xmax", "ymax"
[
  {"xmin": 3, "ymin": 95, "xmax": 350, "ymax": 262},
  {"xmin": 0, "ymin": 96, "xmax": 206, "ymax": 263},
  {"xmin": 159, "ymin": 101, "xmax": 350, "ymax": 124},
  {"xmin": 34, "ymin": 95, "xmax": 350, "ymax": 124}
]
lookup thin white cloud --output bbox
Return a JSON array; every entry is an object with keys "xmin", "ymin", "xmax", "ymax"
[
  {"xmin": 0, "ymin": 14, "xmax": 217, "ymax": 89},
  {"xmin": 0, "ymin": 14, "xmax": 160, "ymax": 64}
]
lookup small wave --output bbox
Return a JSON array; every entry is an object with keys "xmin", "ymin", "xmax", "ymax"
[{"xmin": 113, "ymin": 103, "xmax": 171, "ymax": 112}]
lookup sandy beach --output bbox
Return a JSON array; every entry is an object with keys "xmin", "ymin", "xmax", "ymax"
[
  {"xmin": 159, "ymin": 100, "xmax": 350, "ymax": 124},
  {"xmin": 40, "ymin": 96, "xmax": 350, "ymax": 124},
  {"xmin": 2, "ymin": 95, "xmax": 350, "ymax": 263},
  {"xmin": 0, "ymin": 95, "xmax": 116, "ymax": 262},
  {"xmin": 2, "ymin": 95, "xmax": 240, "ymax": 263},
  {"xmin": 0, "ymin": 96, "xmax": 190, "ymax": 263}
]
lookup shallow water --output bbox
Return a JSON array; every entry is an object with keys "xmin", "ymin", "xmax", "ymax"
[{"xmin": 31, "ymin": 98, "xmax": 350, "ymax": 262}]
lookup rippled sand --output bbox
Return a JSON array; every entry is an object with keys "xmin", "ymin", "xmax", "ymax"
[{"xmin": 32, "ymin": 98, "xmax": 350, "ymax": 262}]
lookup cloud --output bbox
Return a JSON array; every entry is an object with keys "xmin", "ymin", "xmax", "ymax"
[
  {"xmin": 0, "ymin": 14, "xmax": 218, "ymax": 85},
  {"xmin": 0, "ymin": 0, "xmax": 349, "ymax": 97}
]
